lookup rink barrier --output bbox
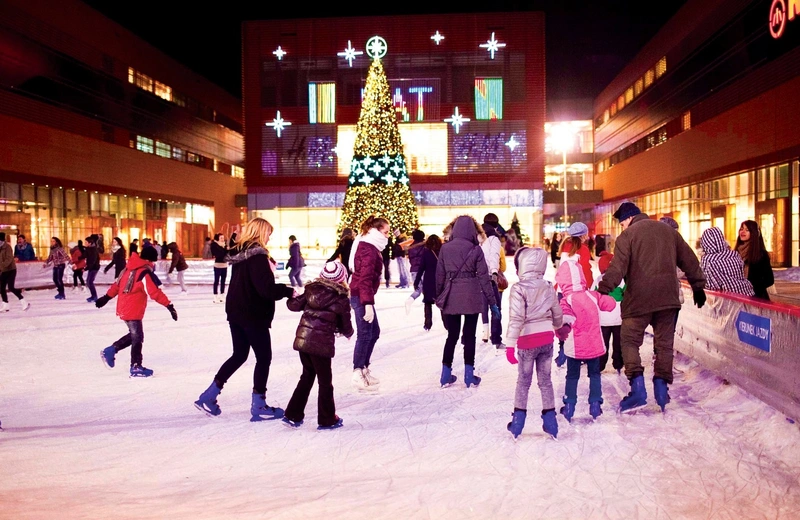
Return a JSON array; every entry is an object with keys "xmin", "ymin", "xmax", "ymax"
[{"xmin": 675, "ymin": 282, "xmax": 800, "ymax": 421}]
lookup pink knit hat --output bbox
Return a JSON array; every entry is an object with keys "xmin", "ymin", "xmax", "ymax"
[{"xmin": 320, "ymin": 260, "xmax": 347, "ymax": 284}]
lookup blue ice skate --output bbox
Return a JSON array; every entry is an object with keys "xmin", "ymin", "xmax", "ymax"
[
  {"xmin": 560, "ymin": 401, "xmax": 575, "ymax": 423},
  {"xmin": 619, "ymin": 375, "xmax": 647, "ymax": 413},
  {"xmin": 542, "ymin": 410, "xmax": 558, "ymax": 439},
  {"xmin": 464, "ymin": 364, "xmax": 481, "ymax": 388},
  {"xmin": 101, "ymin": 346, "xmax": 116, "ymax": 369},
  {"xmin": 129, "ymin": 364, "xmax": 153, "ymax": 378},
  {"xmin": 194, "ymin": 381, "xmax": 222, "ymax": 416},
  {"xmin": 653, "ymin": 378, "xmax": 671, "ymax": 412},
  {"xmin": 590, "ymin": 401, "xmax": 603, "ymax": 420},
  {"xmin": 250, "ymin": 393, "xmax": 284, "ymax": 421},
  {"xmin": 440, "ymin": 365, "xmax": 457, "ymax": 387},
  {"xmin": 507, "ymin": 409, "xmax": 526, "ymax": 439}
]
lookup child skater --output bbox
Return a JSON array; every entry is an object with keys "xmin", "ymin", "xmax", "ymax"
[
  {"xmin": 590, "ymin": 251, "xmax": 625, "ymax": 373},
  {"xmin": 407, "ymin": 234, "xmax": 442, "ymax": 331},
  {"xmin": 96, "ymin": 247, "xmax": 178, "ymax": 377},
  {"xmin": 505, "ymin": 246, "xmax": 564, "ymax": 439},
  {"xmin": 554, "ymin": 236, "xmax": 616, "ymax": 422},
  {"xmin": 282, "ymin": 260, "xmax": 354, "ymax": 430}
]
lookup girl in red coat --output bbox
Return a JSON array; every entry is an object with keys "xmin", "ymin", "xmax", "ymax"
[{"xmin": 95, "ymin": 247, "xmax": 178, "ymax": 377}]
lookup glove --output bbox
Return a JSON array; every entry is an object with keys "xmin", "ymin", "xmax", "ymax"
[
  {"xmin": 506, "ymin": 347, "xmax": 518, "ymax": 365},
  {"xmin": 555, "ymin": 324, "xmax": 571, "ymax": 342},
  {"xmin": 167, "ymin": 304, "xmax": 178, "ymax": 321},
  {"xmin": 693, "ymin": 288, "xmax": 706, "ymax": 309},
  {"xmin": 490, "ymin": 304, "xmax": 501, "ymax": 321},
  {"xmin": 363, "ymin": 304, "xmax": 375, "ymax": 323},
  {"xmin": 95, "ymin": 295, "xmax": 111, "ymax": 308}
]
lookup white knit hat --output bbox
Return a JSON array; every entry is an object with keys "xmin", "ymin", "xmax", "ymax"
[{"xmin": 320, "ymin": 260, "xmax": 347, "ymax": 284}]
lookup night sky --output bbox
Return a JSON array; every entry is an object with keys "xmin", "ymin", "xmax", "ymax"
[{"xmin": 81, "ymin": 1, "xmax": 688, "ymax": 102}]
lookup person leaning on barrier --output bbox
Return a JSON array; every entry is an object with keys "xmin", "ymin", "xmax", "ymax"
[{"xmin": 597, "ymin": 202, "xmax": 707, "ymax": 414}]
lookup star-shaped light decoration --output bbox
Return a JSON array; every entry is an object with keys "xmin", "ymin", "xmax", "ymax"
[
  {"xmin": 337, "ymin": 40, "xmax": 363, "ymax": 67},
  {"xmin": 365, "ymin": 35, "xmax": 388, "ymax": 60},
  {"xmin": 431, "ymin": 30, "xmax": 445, "ymax": 45},
  {"xmin": 505, "ymin": 135, "xmax": 520, "ymax": 152},
  {"xmin": 265, "ymin": 111, "xmax": 292, "ymax": 138},
  {"xmin": 273, "ymin": 46, "xmax": 287, "ymax": 60},
  {"xmin": 479, "ymin": 32, "xmax": 506, "ymax": 60},
  {"xmin": 444, "ymin": 107, "xmax": 470, "ymax": 134}
]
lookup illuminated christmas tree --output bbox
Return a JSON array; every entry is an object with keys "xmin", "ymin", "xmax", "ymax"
[{"xmin": 339, "ymin": 38, "xmax": 419, "ymax": 235}]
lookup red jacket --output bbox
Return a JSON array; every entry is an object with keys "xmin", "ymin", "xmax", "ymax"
[
  {"xmin": 577, "ymin": 243, "xmax": 594, "ymax": 288},
  {"xmin": 350, "ymin": 240, "xmax": 383, "ymax": 305},
  {"xmin": 105, "ymin": 253, "xmax": 171, "ymax": 321},
  {"xmin": 70, "ymin": 247, "xmax": 86, "ymax": 270}
]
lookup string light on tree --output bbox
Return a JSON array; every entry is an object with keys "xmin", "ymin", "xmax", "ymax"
[
  {"xmin": 431, "ymin": 30, "xmax": 445, "ymax": 45},
  {"xmin": 272, "ymin": 46, "xmax": 287, "ymax": 60},
  {"xmin": 444, "ymin": 107, "xmax": 470, "ymax": 134},
  {"xmin": 479, "ymin": 32, "xmax": 506, "ymax": 59},
  {"xmin": 337, "ymin": 40, "xmax": 363, "ymax": 67},
  {"xmin": 265, "ymin": 110, "xmax": 292, "ymax": 137}
]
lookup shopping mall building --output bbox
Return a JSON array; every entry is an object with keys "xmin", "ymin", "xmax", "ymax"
[
  {"xmin": 0, "ymin": 0, "xmax": 246, "ymax": 259},
  {"xmin": 592, "ymin": 0, "xmax": 800, "ymax": 267},
  {"xmin": 242, "ymin": 12, "xmax": 545, "ymax": 256}
]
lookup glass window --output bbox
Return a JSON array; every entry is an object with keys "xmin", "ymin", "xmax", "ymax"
[
  {"xmin": 644, "ymin": 69, "xmax": 655, "ymax": 88},
  {"xmin": 172, "ymin": 147, "xmax": 185, "ymax": 162},
  {"xmin": 634, "ymin": 78, "xmax": 644, "ymax": 96},
  {"xmin": 625, "ymin": 86, "xmax": 634, "ymax": 104},
  {"xmin": 136, "ymin": 136, "xmax": 154, "ymax": 154},
  {"xmin": 617, "ymin": 95, "xmax": 625, "ymax": 112},
  {"xmin": 155, "ymin": 141, "xmax": 171, "ymax": 158},
  {"xmin": 308, "ymin": 82, "xmax": 336, "ymax": 124},
  {"xmin": 655, "ymin": 56, "xmax": 667, "ymax": 78},
  {"xmin": 127, "ymin": 67, "xmax": 135, "ymax": 84},
  {"xmin": 474, "ymin": 78, "xmax": 503, "ymax": 120},
  {"xmin": 154, "ymin": 81, "xmax": 172, "ymax": 101},
  {"xmin": 232, "ymin": 165, "xmax": 245, "ymax": 179}
]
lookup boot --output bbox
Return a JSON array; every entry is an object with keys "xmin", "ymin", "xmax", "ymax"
[
  {"xmin": 559, "ymin": 401, "xmax": 575, "ymax": 422},
  {"xmin": 464, "ymin": 364, "xmax": 481, "ymax": 388},
  {"xmin": 507, "ymin": 409, "xmax": 526, "ymax": 439},
  {"xmin": 542, "ymin": 410, "xmax": 558, "ymax": 439},
  {"xmin": 589, "ymin": 401, "xmax": 603, "ymax": 420},
  {"xmin": 101, "ymin": 346, "xmax": 116, "ymax": 369},
  {"xmin": 194, "ymin": 380, "xmax": 222, "ymax": 416},
  {"xmin": 0, "ymin": 302, "xmax": 9, "ymax": 313},
  {"xmin": 250, "ymin": 393, "xmax": 284, "ymax": 421},
  {"xmin": 129, "ymin": 364, "xmax": 153, "ymax": 378},
  {"xmin": 440, "ymin": 365, "xmax": 457, "ymax": 387},
  {"xmin": 363, "ymin": 367, "xmax": 380, "ymax": 387},
  {"xmin": 20, "ymin": 298, "xmax": 29, "ymax": 311},
  {"xmin": 317, "ymin": 416, "xmax": 344, "ymax": 430},
  {"xmin": 481, "ymin": 324, "xmax": 490, "ymax": 343},
  {"xmin": 620, "ymin": 375, "xmax": 647, "ymax": 413},
  {"xmin": 351, "ymin": 368, "xmax": 369, "ymax": 390},
  {"xmin": 653, "ymin": 377, "xmax": 671, "ymax": 412}
]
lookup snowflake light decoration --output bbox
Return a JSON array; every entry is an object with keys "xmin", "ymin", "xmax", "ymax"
[
  {"xmin": 265, "ymin": 110, "xmax": 292, "ymax": 138},
  {"xmin": 479, "ymin": 32, "xmax": 506, "ymax": 59},
  {"xmin": 337, "ymin": 40, "xmax": 363, "ymax": 67}
]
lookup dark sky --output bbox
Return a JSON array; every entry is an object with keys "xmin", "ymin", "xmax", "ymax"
[{"xmin": 82, "ymin": 1, "xmax": 688, "ymax": 101}]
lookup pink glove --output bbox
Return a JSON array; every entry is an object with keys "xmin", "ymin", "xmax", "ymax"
[
  {"xmin": 506, "ymin": 347, "xmax": 518, "ymax": 365},
  {"xmin": 555, "ymin": 324, "xmax": 571, "ymax": 342}
]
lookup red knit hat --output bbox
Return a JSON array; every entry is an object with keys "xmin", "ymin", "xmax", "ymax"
[{"xmin": 598, "ymin": 251, "xmax": 613, "ymax": 274}]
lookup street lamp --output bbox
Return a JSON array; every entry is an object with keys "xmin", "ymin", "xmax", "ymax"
[{"xmin": 550, "ymin": 123, "xmax": 576, "ymax": 225}]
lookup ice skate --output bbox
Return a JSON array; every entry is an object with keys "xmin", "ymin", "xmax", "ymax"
[
  {"xmin": 282, "ymin": 416, "xmax": 303, "ymax": 428},
  {"xmin": 194, "ymin": 381, "xmax": 222, "ymax": 416},
  {"xmin": 464, "ymin": 364, "xmax": 481, "ymax": 388},
  {"xmin": 439, "ymin": 365, "xmax": 457, "ymax": 387},
  {"xmin": 0, "ymin": 302, "xmax": 9, "ymax": 313},
  {"xmin": 101, "ymin": 346, "xmax": 116, "ymax": 369},
  {"xmin": 317, "ymin": 416, "xmax": 344, "ymax": 430},
  {"xmin": 620, "ymin": 375, "xmax": 648, "ymax": 413},
  {"xmin": 129, "ymin": 364, "xmax": 154, "ymax": 378},
  {"xmin": 507, "ymin": 409, "xmax": 526, "ymax": 439},
  {"xmin": 250, "ymin": 393, "xmax": 284, "ymax": 421},
  {"xmin": 20, "ymin": 299, "xmax": 29, "ymax": 311}
]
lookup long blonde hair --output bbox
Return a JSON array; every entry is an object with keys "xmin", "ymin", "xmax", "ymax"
[{"xmin": 235, "ymin": 218, "xmax": 274, "ymax": 249}]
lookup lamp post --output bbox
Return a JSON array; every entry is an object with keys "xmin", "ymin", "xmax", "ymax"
[
  {"xmin": 562, "ymin": 147, "xmax": 568, "ymax": 225},
  {"xmin": 551, "ymin": 123, "xmax": 575, "ymax": 226}
]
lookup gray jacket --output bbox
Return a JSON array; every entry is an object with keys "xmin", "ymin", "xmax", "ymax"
[
  {"xmin": 436, "ymin": 216, "xmax": 496, "ymax": 315},
  {"xmin": 506, "ymin": 247, "xmax": 563, "ymax": 343}
]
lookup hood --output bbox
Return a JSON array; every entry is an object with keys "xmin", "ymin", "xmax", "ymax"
[
  {"xmin": 700, "ymin": 227, "xmax": 729, "ymax": 255},
  {"xmin": 451, "ymin": 216, "xmax": 480, "ymax": 245},
  {"xmin": 515, "ymin": 247, "xmax": 548, "ymax": 281},
  {"xmin": 167, "ymin": 242, "xmax": 178, "ymax": 252},
  {"xmin": 227, "ymin": 245, "xmax": 268, "ymax": 264},
  {"xmin": 125, "ymin": 253, "xmax": 152, "ymax": 270},
  {"xmin": 555, "ymin": 255, "xmax": 586, "ymax": 297}
]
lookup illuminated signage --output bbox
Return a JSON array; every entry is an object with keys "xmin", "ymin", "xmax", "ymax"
[{"xmin": 769, "ymin": 0, "xmax": 800, "ymax": 39}]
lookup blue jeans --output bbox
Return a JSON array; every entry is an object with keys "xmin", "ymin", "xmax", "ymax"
[
  {"xmin": 112, "ymin": 320, "xmax": 145, "ymax": 366},
  {"xmin": 86, "ymin": 269, "xmax": 98, "ymax": 299},
  {"xmin": 396, "ymin": 258, "xmax": 409, "ymax": 287},
  {"xmin": 350, "ymin": 296, "xmax": 380, "ymax": 369},
  {"xmin": 213, "ymin": 267, "xmax": 227, "ymax": 294},
  {"xmin": 564, "ymin": 356, "xmax": 603, "ymax": 404},
  {"xmin": 481, "ymin": 281, "xmax": 503, "ymax": 344},
  {"xmin": 289, "ymin": 268, "xmax": 303, "ymax": 287}
]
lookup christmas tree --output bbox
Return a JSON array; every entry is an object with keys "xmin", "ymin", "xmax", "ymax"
[{"xmin": 338, "ymin": 44, "xmax": 419, "ymax": 235}]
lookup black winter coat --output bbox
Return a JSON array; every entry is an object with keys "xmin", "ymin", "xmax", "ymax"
[
  {"xmin": 84, "ymin": 245, "xmax": 100, "ymax": 272},
  {"xmin": 104, "ymin": 247, "xmax": 127, "ymax": 276},
  {"xmin": 287, "ymin": 280, "xmax": 354, "ymax": 358},
  {"xmin": 414, "ymin": 247, "xmax": 438, "ymax": 304},
  {"xmin": 747, "ymin": 250, "xmax": 775, "ymax": 300},
  {"xmin": 210, "ymin": 242, "xmax": 228, "ymax": 263},
  {"xmin": 225, "ymin": 244, "xmax": 293, "ymax": 327},
  {"xmin": 327, "ymin": 236, "xmax": 354, "ymax": 276}
]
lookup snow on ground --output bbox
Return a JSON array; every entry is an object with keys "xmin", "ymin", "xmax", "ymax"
[{"xmin": 1, "ymin": 263, "xmax": 800, "ymax": 519}]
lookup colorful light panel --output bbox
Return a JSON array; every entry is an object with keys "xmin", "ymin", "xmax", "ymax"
[
  {"xmin": 474, "ymin": 78, "xmax": 503, "ymax": 120},
  {"xmin": 308, "ymin": 83, "xmax": 336, "ymax": 124}
]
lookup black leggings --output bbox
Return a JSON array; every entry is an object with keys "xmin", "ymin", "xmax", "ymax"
[
  {"xmin": 215, "ymin": 322, "xmax": 273, "ymax": 395},
  {"xmin": 442, "ymin": 313, "xmax": 479, "ymax": 367},
  {"xmin": 213, "ymin": 267, "xmax": 227, "ymax": 294},
  {"xmin": 73, "ymin": 269, "xmax": 85, "ymax": 287},
  {"xmin": 52, "ymin": 265, "xmax": 66, "ymax": 295},
  {"xmin": 0, "ymin": 270, "xmax": 23, "ymax": 302}
]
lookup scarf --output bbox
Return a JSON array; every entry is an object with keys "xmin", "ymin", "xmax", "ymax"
[
  {"xmin": 112, "ymin": 244, "xmax": 120, "ymax": 253},
  {"xmin": 348, "ymin": 228, "xmax": 389, "ymax": 273},
  {"xmin": 737, "ymin": 242, "xmax": 751, "ymax": 278}
]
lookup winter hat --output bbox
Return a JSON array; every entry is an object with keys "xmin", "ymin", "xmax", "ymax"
[
  {"xmin": 140, "ymin": 246, "xmax": 158, "ymax": 262},
  {"xmin": 612, "ymin": 202, "xmax": 641, "ymax": 222},
  {"xmin": 659, "ymin": 216, "xmax": 679, "ymax": 230},
  {"xmin": 598, "ymin": 251, "xmax": 614, "ymax": 274},
  {"xmin": 567, "ymin": 222, "xmax": 589, "ymax": 237},
  {"xmin": 320, "ymin": 260, "xmax": 347, "ymax": 284}
]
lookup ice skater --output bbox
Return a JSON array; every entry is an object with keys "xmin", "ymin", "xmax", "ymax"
[
  {"xmin": 42, "ymin": 237, "xmax": 69, "ymax": 300},
  {"xmin": 96, "ymin": 247, "xmax": 178, "ymax": 378},
  {"xmin": 282, "ymin": 260, "xmax": 353, "ymax": 430},
  {"xmin": 0, "ymin": 232, "xmax": 29, "ymax": 312},
  {"xmin": 504, "ymin": 247, "xmax": 564, "ymax": 439}
]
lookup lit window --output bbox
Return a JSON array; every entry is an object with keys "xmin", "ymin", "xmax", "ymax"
[
  {"xmin": 155, "ymin": 81, "xmax": 172, "ymax": 102},
  {"xmin": 682, "ymin": 111, "xmax": 691, "ymax": 131},
  {"xmin": 172, "ymin": 147, "xmax": 185, "ymax": 162},
  {"xmin": 187, "ymin": 152, "xmax": 198, "ymax": 163},
  {"xmin": 155, "ymin": 141, "xmax": 171, "ymax": 158},
  {"xmin": 644, "ymin": 69, "xmax": 655, "ymax": 88},
  {"xmin": 308, "ymin": 82, "xmax": 336, "ymax": 123},
  {"xmin": 232, "ymin": 165, "xmax": 245, "ymax": 179},
  {"xmin": 610, "ymin": 103, "xmax": 617, "ymax": 117},
  {"xmin": 603, "ymin": 109, "xmax": 609, "ymax": 124},
  {"xmin": 634, "ymin": 78, "xmax": 644, "ymax": 96},
  {"xmin": 213, "ymin": 159, "xmax": 219, "ymax": 172},
  {"xmin": 655, "ymin": 57, "xmax": 667, "ymax": 78},
  {"xmin": 136, "ymin": 136, "xmax": 154, "ymax": 154},
  {"xmin": 172, "ymin": 92, "xmax": 187, "ymax": 108},
  {"xmin": 131, "ymin": 69, "xmax": 153, "ymax": 92},
  {"xmin": 474, "ymin": 78, "xmax": 503, "ymax": 120},
  {"xmin": 625, "ymin": 87, "xmax": 634, "ymax": 104},
  {"xmin": 127, "ymin": 67, "xmax": 135, "ymax": 84},
  {"xmin": 617, "ymin": 95, "xmax": 625, "ymax": 112}
]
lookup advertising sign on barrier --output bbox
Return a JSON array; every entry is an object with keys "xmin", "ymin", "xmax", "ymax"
[{"xmin": 735, "ymin": 311, "xmax": 771, "ymax": 352}]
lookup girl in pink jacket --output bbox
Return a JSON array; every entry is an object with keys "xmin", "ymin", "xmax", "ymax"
[{"xmin": 555, "ymin": 238, "xmax": 616, "ymax": 422}]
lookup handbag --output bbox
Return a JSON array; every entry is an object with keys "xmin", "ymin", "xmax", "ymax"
[
  {"xmin": 435, "ymin": 246, "xmax": 476, "ymax": 310},
  {"xmin": 495, "ymin": 270, "xmax": 509, "ymax": 291}
]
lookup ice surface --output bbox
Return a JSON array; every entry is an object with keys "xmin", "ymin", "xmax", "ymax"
[{"xmin": 1, "ymin": 263, "xmax": 799, "ymax": 519}]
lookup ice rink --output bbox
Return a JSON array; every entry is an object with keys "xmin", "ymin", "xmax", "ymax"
[{"xmin": 1, "ymin": 267, "xmax": 799, "ymax": 519}]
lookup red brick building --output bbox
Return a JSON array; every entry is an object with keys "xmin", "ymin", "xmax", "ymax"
[
  {"xmin": 242, "ymin": 12, "xmax": 545, "ymax": 254},
  {"xmin": 0, "ymin": 0, "xmax": 245, "ymax": 258}
]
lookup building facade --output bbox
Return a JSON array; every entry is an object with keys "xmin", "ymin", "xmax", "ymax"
[
  {"xmin": 593, "ymin": 0, "xmax": 800, "ymax": 267},
  {"xmin": 242, "ymin": 12, "xmax": 545, "ymax": 258},
  {"xmin": 0, "ymin": 0, "xmax": 246, "ymax": 258}
]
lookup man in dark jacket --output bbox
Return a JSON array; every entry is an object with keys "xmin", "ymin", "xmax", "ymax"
[
  {"xmin": 167, "ymin": 242, "xmax": 189, "ymax": 293},
  {"xmin": 129, "ymin": 239, "xmax": 139, "ymax": 257},
  {"xmin": 84, "ymin": 235, "xmax": 101, "ymax": 303},
  {"xmin": 598, "ymin": 202, "xmax": 706, "ymax": 413}
]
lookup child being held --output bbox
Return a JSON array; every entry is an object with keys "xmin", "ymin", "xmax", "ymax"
[
  {"xmin": 555, "ymin": 237, "xmax": 616, "ymax": 422},
  {"xmin": 505, "ymin": 247, "xmax": 564, "ymax": 439},
  {"xmin": 282, "ymin": 260, "xmax": 354, "ymax": 430}
]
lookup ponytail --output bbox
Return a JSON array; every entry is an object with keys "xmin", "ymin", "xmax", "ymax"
[
  {"xmin": 360, "ymin": 215, "xmax": 390, "ymax": 236},
  {"xmin": 559, "ymin": 236, "xmax": 581, "ymax": 256}
]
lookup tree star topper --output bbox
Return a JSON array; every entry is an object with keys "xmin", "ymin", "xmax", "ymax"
[
  {"xmin": 431, "ymin": 31, "xmax": 445, "ymax": 45},
  {"xmin": 266, "ymin": 110, "xmax": 292, "ymax": 138},
  {"xmin": 365, "ymin": 36, "xmax": 388, "ymax": 59},
  {"xmin": 337, "ymin": 40, "xmax": 363, "ymax": 67},
  {"xmin": 273, "ymin": 46, "xmax": 287, "ymax": 60},
  {"xmin": 444, "ymin": 107, "xmax": 470, "ymax": 134},
  {"xmin": 479, "ymin": 32, "xmax": 506, "ymax": 59}
]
